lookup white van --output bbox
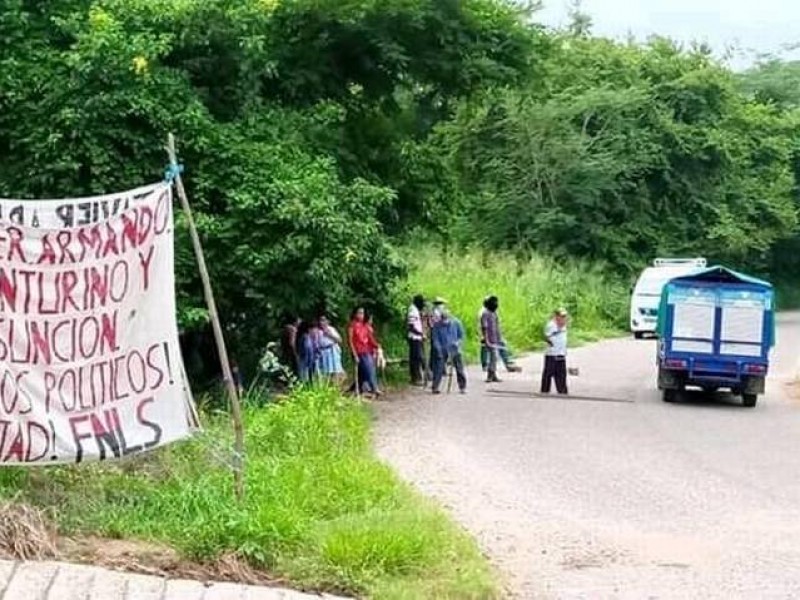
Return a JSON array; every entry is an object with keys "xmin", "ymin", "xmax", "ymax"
[{"xmin": 630, "ymin": 258, "xmax": 707, "ymax": 338}]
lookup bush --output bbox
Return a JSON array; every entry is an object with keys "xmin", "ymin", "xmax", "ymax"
[{"xmin": 0, "ymin": 387, "xmax": 496, "ymax": 599}]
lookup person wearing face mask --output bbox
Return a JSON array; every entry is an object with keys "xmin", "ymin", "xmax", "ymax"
[
  {"xmin": 431, "ymin": 302, "xmax": 467, "ymax": 395},
  {"xmin": 542, "ymin": 308, "xmax": 569, "ymax": 395},
  {"xmin": 426, "ymin": 298, "xmax": 446, "ymax": 384},
  {"xmin": 431, "ymin": 298, "xmax": 446, "ymax": 323}
]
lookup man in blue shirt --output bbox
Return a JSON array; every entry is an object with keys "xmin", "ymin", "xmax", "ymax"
[{"xmin": 431, "ymin": 303, "xmax": 467, "ymax": 395}]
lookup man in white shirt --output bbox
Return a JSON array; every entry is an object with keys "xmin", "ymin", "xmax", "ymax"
[
  {"xmin": 407, "ymin": 294, "xmax": 426, "ymax": 386},
  {"xmin": 541, "ymin": 308, "xmax": 569, "ymax": 394}
]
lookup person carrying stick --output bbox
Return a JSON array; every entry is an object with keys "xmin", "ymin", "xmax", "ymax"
[
  {"xmin": 431, "ymin": 301, "xmax": 467, "ymax": 395},
  {"xmin": 481, "ymin": 296, "xmax": 503, "ymax": 383}
]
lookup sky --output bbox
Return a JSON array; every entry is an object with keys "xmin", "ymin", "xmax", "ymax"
[{"xmin": 535, "ymin": 0, "xmax": 800, "ymax": 69}]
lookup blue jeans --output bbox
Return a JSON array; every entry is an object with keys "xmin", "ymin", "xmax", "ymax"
[
  {"xmin": 298, "ymin": 353, "xmax": 317, "ymax": 383},
  {"xmin": 432, "ymin": 349, "xmax": 467, "ymax": 392},
  {"xmin": 480, "ymin": 342, "xmax": 513, "ymax": 370},
  {"xmin": 357, "ymin": 353, "xmax": 379, "ymax": 393}
]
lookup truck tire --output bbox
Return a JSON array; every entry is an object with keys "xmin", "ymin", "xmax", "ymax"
[
  {"xmin": 663, "ymin": 389, "xmax": 677, "ymax": 403},
  {"xmin": 742, "ymin": 394, "xmax": 758, "ymax": 408},
  {"xmin": 634, "ymin": 332, "xmax": 644, "ymax": 340}
]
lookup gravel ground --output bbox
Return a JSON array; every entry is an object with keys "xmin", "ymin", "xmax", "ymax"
[{"xmin": 374, "ymin": 313, "xmax": 800, "ymax": 599}]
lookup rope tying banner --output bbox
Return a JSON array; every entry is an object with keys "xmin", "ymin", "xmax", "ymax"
[{"xmin": 164, "ymin": 163, "xmax": 184, "ymax": 182}]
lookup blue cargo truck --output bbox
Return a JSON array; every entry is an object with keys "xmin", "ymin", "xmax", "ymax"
[{"xmin": 656, "ymin": 266, "xmax": 775, "ymax": 408}]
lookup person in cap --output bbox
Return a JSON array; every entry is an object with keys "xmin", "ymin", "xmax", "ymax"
[
  {"xmin": 407, "ymin": 294, "xmax": 426, "ymax": 386},
  {"xmin": 541, "ymin": 308, "xmax": 569, "ymax": 395},
  {"xmin": 431, "ymin": 297, "xmax": 446, "ymax": 323},
  {"xmin": 431, "ymin": 302, "xmax": 467, "ymax": 394},
  {"xmin": 427, "ymin": 297, "xmax": 447, "ymax": 380}
]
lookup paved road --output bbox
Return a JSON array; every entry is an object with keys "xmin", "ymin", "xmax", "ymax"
[
  {"xmin": 375, "ymin": 313, "xmax": 800, "ymax": 599},
  {"xmin": 0, "ymin": 559, "xmax": 345, "ymax": 600}
]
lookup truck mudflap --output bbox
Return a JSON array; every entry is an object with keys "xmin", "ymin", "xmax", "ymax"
[
  {"xmin": 657, "ymin": 366, "xmax": 682, "ymax": 390},
  {"xmin": 742, "ymin": 375, "xmax": 765, "ymax": 395}
]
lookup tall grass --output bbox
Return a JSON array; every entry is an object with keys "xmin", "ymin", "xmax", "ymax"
[
  {"xmin": 0, "ymin": 387, "xmax": 496, "ymax": 599},
  {"xmin": 400, "ymin": 246, "xmax": 628, "ymax": 359}
]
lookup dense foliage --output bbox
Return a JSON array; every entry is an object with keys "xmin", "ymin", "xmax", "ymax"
[
  {"xmin": 1, "ymin": 1, "xmax": 798, "ymax": 366},
  {"xmin": 739, "ymin": 57, "xmax": 800, "ymax": 289},
  {"xmin": 447, "ymin": 36, "xmax": 799, "ymax": 271}
]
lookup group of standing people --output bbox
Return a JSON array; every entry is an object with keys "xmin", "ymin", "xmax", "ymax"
[
  {"xmin": 280, "ymin": 314, "xmax": 347, "ymax": 384},
  {"xmin": 406, "ymin": 294, "xmax": 522, "ymax": 395},
  {"xmin": 274, "ymin": 295, "xmax": 570, "ymax": 399},
  {"xmin": 279, "ymin": 307, "xmax": 384, "ymax": 396},
  {"xmin": 407, "ymin": 294, "xmax": 571, "ymax": 396},
  {"xmin": 407, "ymin": 295, "xmax": 465, "ymax": 394}
]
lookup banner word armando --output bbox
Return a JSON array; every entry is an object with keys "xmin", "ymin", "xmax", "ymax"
[{"xmin": 0, "ymin": 183, "xmax": 196, "ymax": 464}]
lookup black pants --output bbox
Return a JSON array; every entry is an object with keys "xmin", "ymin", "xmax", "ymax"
[
  {"xmin": 408, "ymin": 339, "xmax": 425, "ymax": 384},
  {"xmin": 541, "ymin": 355, "xmax": 568, "ymax": 394}
]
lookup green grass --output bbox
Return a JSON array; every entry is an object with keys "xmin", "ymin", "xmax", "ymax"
[
  {"xmin": 0, "ymin": 387, "xmax": 496, "ymax": 599},
  {"xmin": 394, "ymin": 246, "xmax": 628, "ymax": 360}
]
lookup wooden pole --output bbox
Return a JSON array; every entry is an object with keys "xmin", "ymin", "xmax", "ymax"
[
  {"xmin": 166, "ymin": 133, "xmax": 245, "ymax": 501},
  {"xmin": 446, "ymin": 360, "xmax": 454, "ymax": 394}
]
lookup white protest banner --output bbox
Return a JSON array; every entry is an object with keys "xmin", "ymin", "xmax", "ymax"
[
  {"xmin": 0, "ymin": 183, "xmax": 162, "ymax": 230},
  {"xmin": 0, "ymin": 182, "xmax": 197, "ymax": 464}
]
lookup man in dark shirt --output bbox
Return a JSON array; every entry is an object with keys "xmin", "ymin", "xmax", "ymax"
[
  {"xmin": 479, "ymin": 297, "xmax": 522, "ymax": 374},
  {"xmin": 481, "ymin": 296, "xmax": 502, "ymax": 383}
]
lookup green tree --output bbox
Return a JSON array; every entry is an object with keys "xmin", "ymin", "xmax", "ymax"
[
  {"xmin": 739, "ymin": 58, "xmax": 800, "ymax": 108},
  {"xmin": 0, "ymin": 0, "xmax": 401, "ymax": 367},
  {"xmin": 0, "ymin": 0, "xmax": 543, "ymax": 367},
  {"xmin": 447, "ymin": 36, "xmax": 798, "ymax": 271}
]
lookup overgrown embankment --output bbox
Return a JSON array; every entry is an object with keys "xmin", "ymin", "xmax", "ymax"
[
  {"xmin": 402, "ymin": 247, "xmax": 628, "ymax": 358},
  {"xmin": 0, "ymin": 388, "xmax": 497, "ymax": 599}
]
